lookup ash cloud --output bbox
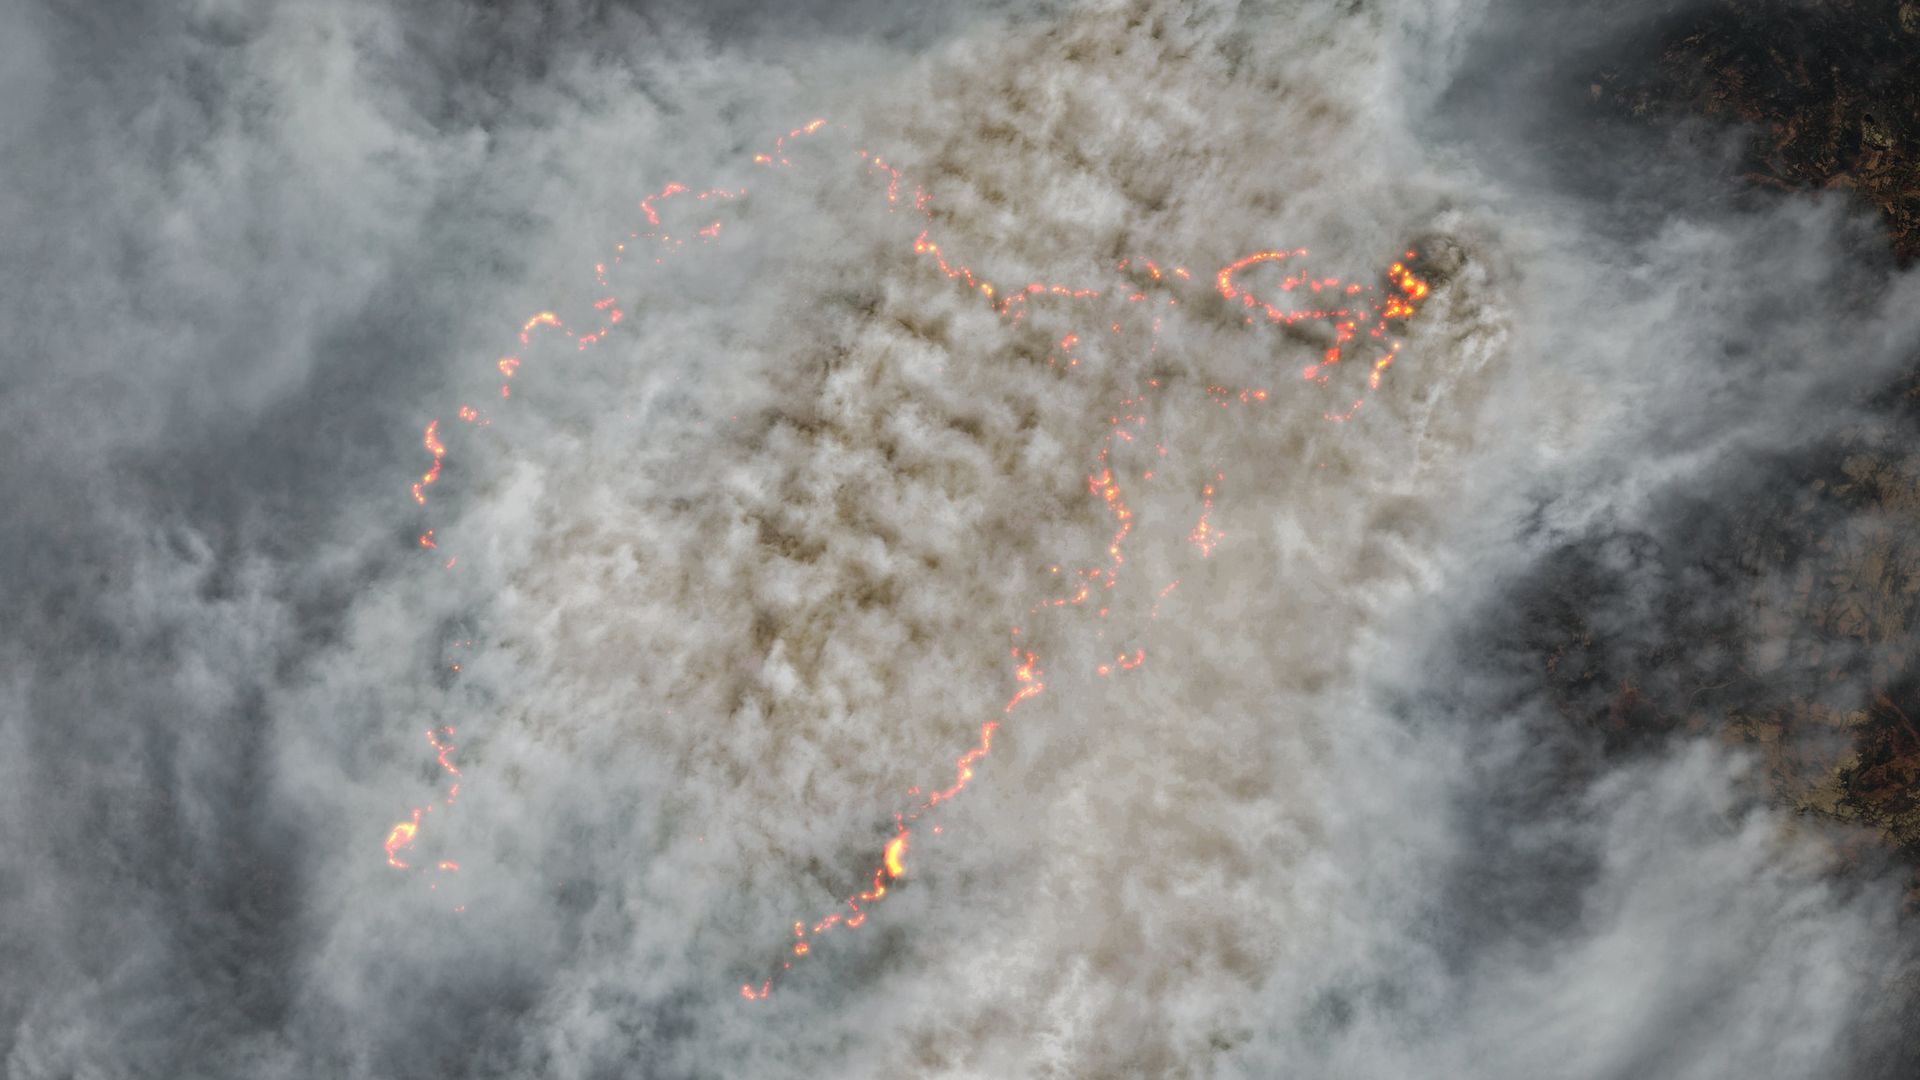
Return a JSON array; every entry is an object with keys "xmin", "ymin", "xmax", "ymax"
[{"xmin": 5, "ymin": 0, "xmax": 1919, "ymax": 1077}]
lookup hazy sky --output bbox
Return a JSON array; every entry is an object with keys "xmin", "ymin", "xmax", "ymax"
[{"xmin": 5, "ymin": 1, "xmax": 1919, "ymax": 1077}]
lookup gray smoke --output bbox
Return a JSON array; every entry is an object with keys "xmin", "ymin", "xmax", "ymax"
[{"xmin": 4, "ymin": 0, "xmax": 1917, "ymax": 1076}]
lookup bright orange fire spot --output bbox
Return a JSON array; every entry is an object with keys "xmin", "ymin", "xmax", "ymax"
[
  {"xmin": 1190, "ymin": 475, "xmax": 1223, "ymax": 557},
  {"xmin": 381, "ymin": 726, "xmax": 462, "ymax": 882},
  {"xmin": 384, "ymin": 810, "xmax": 420, "ymax": 869},
  {"xmin": 884, "ymin": 833, "xmax": 908, "ymax": 878}
]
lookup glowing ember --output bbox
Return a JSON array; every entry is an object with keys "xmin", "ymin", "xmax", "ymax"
[
  {"xmin": 380, "ymin": 116, "xmax": 1430, "ymax": 997},
  {"xmin": 883, "ymin": 832, "xmax": 909, "ymax": 879}
]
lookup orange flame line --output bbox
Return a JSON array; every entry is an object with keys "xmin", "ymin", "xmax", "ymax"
[{"xmin": 376, "ymin": 117, "xmax": 1431, "ymax": 988}]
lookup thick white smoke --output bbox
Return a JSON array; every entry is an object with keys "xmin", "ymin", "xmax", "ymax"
[{"xmin": 6, "ymin": 0, "xmax": 1918, "ymax": 1077}]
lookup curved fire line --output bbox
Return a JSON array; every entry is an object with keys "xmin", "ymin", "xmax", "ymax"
[{"xmin": 376, "ymin": 119, "xmax": 1430, "ymax": 1000}]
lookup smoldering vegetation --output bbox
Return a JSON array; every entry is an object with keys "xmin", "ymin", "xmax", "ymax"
[{"xmin": 3, "ymin": 0, "xmax": 1919, "ymax": 1077}]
